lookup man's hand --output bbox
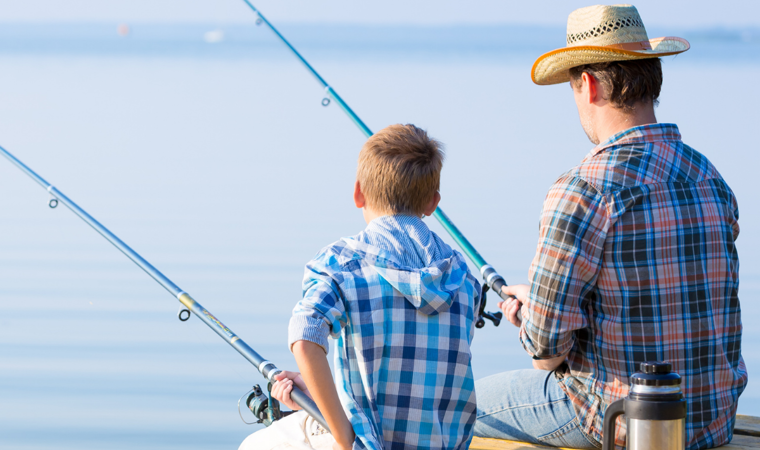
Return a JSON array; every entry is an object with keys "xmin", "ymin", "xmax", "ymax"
[
  {"xmin": 499, "ymin": 284, "xmax": 529, "ymax": 328},
  {"xmin": 271, "ymin": 371, "xmax": 311, "ymax": 411}
]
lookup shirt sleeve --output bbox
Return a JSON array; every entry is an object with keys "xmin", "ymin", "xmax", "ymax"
[
  {"xmin": 288, "ymin": 250, "xmax": 348, "ymax": 354},
  {"xmin": 469, "ymin": 274, "xmax": 482, "ymax": 341},
  {"xmin": 520, "ymin": 175, "xmax": 609, "ymax": 359},
  {"xmin": 731, "ymin": 192, "xmax": 740, "ymax": 241}
]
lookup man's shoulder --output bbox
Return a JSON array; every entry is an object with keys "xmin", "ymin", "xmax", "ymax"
[
  {"xmin": 546, "ymin": 168, "xmax": 605, "ymax": 200},
  {"xmin": 562, "ymin": 147, "xmax": 631, "ymax": 195},
  {"xmin": 568, "ymin": 135, "xmax": 725, "ymax": 194}
]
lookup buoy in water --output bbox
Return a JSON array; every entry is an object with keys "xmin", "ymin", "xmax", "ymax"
[{"xmin": 117, "ymin": 24, "xmax": 130, "ymax": 37}]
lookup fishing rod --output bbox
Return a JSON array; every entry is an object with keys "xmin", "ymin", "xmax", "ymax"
[
  {"xmin": 0, "ymin": 145, "xmax": 329, "ymax": 432},
  {"xmin": 240, "ymin": 1, "xmax": 512, "ymax": 322}
]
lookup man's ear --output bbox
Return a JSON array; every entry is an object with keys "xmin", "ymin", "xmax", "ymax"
[
  {"xmin": 422, "ymin": 191, "xmax": 441, "ymax": 217},
  {"xmin": 354, "ymin": 180, "xmax": 365, "ymax": 209},
  {"xmin": 583, "ymin": 72, "xmax": 599, "ymax": 104}
]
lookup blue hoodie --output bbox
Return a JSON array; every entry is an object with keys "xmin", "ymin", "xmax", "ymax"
[{"xmin": 289, "ymin": 215, "xmax": 481, "ymax": 450}]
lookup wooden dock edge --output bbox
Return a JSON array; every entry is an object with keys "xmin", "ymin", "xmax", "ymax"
[{"xmin": 470, "ymin": 415, "xmax": 760, "ymax": 450}]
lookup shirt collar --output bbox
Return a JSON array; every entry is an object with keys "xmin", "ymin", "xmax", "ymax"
[
  {"xmin": 591, "ymin": 123, "xmax": 681, "ymax": 156},
  {"xmin": 361, "ymin": 214, "xmax": 448, "ymax": 269},
  {"xmin": 366, "ymin": 214, "xmax": 425, "ymax": 234}
]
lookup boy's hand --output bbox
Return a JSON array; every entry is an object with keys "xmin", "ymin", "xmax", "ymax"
[
  {"xmin": 499, "ymin": 284, "xmax": 529, "ymax": 328},
  {"xmin": 271, "ymin": 371, "xmax": 311, "ymax": 411}
]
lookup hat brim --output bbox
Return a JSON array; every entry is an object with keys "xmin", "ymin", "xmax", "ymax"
[{"xmin": 532, "ymin": 37, "xmax": 690, "ymax": 85}]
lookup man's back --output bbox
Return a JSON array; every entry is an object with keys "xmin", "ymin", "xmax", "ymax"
[{"xmin": 527, "ymin": 123, "xmax": 746, "ymax": 449}]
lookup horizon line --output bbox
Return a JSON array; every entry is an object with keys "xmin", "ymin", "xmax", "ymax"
[{"xmin": 0, "ymin": 21, "xmax": 757, "ymax": 31}]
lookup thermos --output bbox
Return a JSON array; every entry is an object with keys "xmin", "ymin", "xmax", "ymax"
[{"xmin": 603, "ymin": 362, "xmax": 686, "ymax": 450}]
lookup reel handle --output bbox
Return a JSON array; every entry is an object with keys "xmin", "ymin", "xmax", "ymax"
[{"xmin": 475, "ymin": 283, "xmax": 505, "ymax": 328}]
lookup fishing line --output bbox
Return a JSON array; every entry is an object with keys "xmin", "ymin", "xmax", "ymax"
[{"xmin": 238, "ymin": 1, "xmax": 514, "ymax": 315}]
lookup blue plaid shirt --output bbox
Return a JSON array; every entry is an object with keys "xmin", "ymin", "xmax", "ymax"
[{"xmin": 289, "ymin": 215, "xmax": 481, "ymax": 450}]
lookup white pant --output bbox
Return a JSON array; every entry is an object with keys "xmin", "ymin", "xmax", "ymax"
[{"xmin": 238, "ymin": 411, "xmax": 336, "ymax": 450}]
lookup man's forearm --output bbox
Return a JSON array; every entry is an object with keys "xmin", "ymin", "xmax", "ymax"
[{"xmin": 292, "ymin": 340, "xmax": 355, "ymax": 449}]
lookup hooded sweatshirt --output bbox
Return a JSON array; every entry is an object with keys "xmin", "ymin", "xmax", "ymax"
[{"xmin": 289, "ymin": 215, "xmax": 481, "ymax": 450}]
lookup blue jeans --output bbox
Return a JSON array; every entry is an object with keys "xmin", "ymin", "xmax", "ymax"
[{"xmin": 474, "ymin": 369, "xmax": 599, "ymax": 448}]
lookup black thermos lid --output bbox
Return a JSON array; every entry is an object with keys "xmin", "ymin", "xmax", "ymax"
[
  {"xmin": 625, "ymin": 361, "xmax": 686, "ymax": 421},
  {"xmin": 631, "ymin": 361, "xmax": 681, "ymax": 386}
]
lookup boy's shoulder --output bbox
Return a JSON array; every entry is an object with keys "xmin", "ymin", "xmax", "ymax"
[
  {"xmin": 307, "ymin": 226, "xmax": 481, "ymax": 298},
  {"xmin": 309, "ymin": 234, "xmax": 403, "ymax": 271}
]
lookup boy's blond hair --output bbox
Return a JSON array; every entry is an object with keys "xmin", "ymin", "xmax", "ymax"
[{"xmin": 357, "ymin": 124, "xmax": 444, "ymax": 216}]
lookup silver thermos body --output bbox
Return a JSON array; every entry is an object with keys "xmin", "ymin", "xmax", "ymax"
[{"xmin": 603, "ymin": 362, "xmax": 687, "ymax": 450}]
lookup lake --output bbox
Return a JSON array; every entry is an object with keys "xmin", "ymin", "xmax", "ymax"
[{"xmin": 0, "ymin": 23, "xmax": 758, "ymax": 449}]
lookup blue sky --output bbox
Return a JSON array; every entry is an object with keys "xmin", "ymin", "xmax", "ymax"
[{"xmin": 1, "ymin": 0, "xmax": 758, "ymax": 27}]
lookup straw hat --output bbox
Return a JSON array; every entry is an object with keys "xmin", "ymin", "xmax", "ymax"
[{"xmin": 532, "ymin": 4, "xmax": 689, "ymax": 85}]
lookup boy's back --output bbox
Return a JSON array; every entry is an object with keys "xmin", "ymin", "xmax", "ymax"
[{"xmin": 290, "ymin": 214, "xmax": 480, "ymax": 449}]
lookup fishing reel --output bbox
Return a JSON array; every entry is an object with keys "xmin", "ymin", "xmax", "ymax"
[
  {"xmin": 239, "ymin": 382, "xmax": 293, "ymax": 427},
  {"xmin": 475, "ymin": 283, "xmax": 503, "ymax": 328},
  {"xmin": 249, "ymin": 384, "xmax": 280, "ymax": 426}
]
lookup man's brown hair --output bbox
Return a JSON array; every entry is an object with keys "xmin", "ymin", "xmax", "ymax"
[
  {"xmin": 569, "ymin": 58, "xmax": 662, "ymax": 112},
  {"xmin": 357, "ymin": 124, "xmax": 444, "ymax": 216}
]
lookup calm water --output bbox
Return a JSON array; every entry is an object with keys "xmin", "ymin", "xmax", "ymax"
[{"xmin": 1, "ymin": 23, "xmax": 759, "ymax": 449}]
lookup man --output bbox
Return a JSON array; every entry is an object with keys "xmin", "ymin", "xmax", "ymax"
[{"xmin": 474, "ymin": 5, "xmax": 746, "ymax": 450}]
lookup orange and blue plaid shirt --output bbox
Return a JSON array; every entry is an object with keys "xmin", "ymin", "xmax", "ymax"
[{"xmin": 520, "ymin": 124, "xmax": 746, "ymax": 450}]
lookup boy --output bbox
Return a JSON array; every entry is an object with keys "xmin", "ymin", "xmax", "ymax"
[{"xmin": 244, "ymin": 124, "xmax": 481, "ymax": 450}]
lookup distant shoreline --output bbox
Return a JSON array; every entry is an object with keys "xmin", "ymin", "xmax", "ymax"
[{"xmin": 0, "ymin": 23, "xmax": 756, "ymax": 64}]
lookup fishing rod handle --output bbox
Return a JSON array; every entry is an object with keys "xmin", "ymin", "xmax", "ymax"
[
  {"xmin": 182, "ymin": 295, "xmax": 331, "ymax": 432},
  {"xmin": 259, "ymin": 364, "xmax": 331, "ymax": 432},
  {"xmin": 289, "ymin": 385, "xmax": 331, "ymax": 432},
  {"xmin": 480, "ymin": 265, "xmax": 516, "ymax": 302}
]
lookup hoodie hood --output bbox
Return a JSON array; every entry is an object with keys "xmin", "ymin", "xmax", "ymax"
[
  {"xmin": 371, "ymin": 252, "xmax": 469, "ymax": 315},
  {"xmin": 342, "ymin": 215, "xmax": 471, "ymax": 316}
]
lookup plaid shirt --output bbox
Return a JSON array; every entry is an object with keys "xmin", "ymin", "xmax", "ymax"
[
  {"xmin": 289, "ymin": 215, "xmax": 481, "ymax": 450},
  {"xmin": 520, "ymin": 124, "xmax": 746, "ymax": 449}
]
